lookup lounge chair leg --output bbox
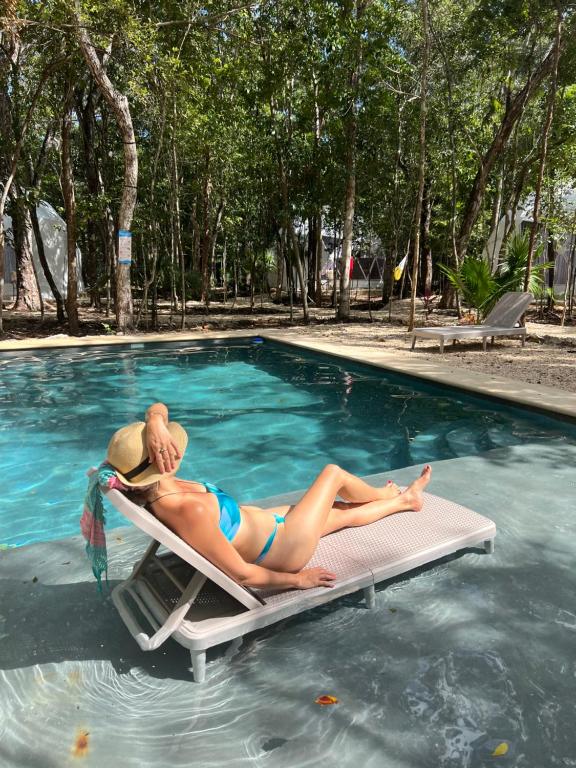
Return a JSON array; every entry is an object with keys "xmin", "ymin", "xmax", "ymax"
[
  {"xmin": 363, "ymin": 585, "xmax": 376, "ymax": 609},
  {"xmin": 521, "ymin": 335, "xmax": 526, "ymax": 347},
  {"xmin": 484, "ymin": 539, "xmax": 495, "ymax": 554},
  {"xmin": 483, "ymin": 337, "xmax": 488, "ymax": 351},
  {"xmin": 411, "ymin": 335, "xmax": 416, "ymax": 350},
  {"xmin": 190, "ymin": 650, "xmax": 206, "ymax": 683},
  {"xmin": 439, "ymin": 338, "xmax": 444, "ymax": 354},
  {"xmin": 225, "ymin": 636, "xmax": 243, "ymax": 658}
]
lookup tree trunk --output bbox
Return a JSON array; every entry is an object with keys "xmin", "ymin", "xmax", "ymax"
[
  {"xmin": 407, "ymin": 0, "xmax": 430, "ymax": 333},
  {"xmin": 421, "ymin": 181, "xmax": 432, "ymax": 295},
  {"xmin": 25, "ymin": 124, "xmax": 67, "ymax": 322},
  {"xmin": 312, "ymin": 75, "xmax": 324, "ymax": 307},
  {"xmin": 29, "ymin": 203, "xmax": 65, "ymax": 322},
  {"xmin": 561, "ymin": 212, "xmax": 576, "ymax": 324},
  {"xmin": 169, "ymin": 138, "xmax": 185, "ymax": 328},
  {"xmin": 12, "ymin": 196, "xmax": 41, "ymax": 311},
  {"xmin": 210, "ymin": 200, "xmax": 224, "ymax": 296},
  {"xmin": 307, "ymin": 215, "xmax": 316, "ymax": 300},
  {"xmin": 200, "ymin": 150, "xmax": 212, "ymax": 307},
  {"xmin": 277, "ymin": 153, "xmax": 309, "ymax": 322},
  {"xmin": 60, "ymin": 94, "xmax": 79, "ymax": 335},
  {"xmin": 75, "ymin": 12, "xmax": 137, "ymax": 331},
  {"xmin": 487, "ymin": 161, "xmax": 504, "ymax": 270},
  {"xmin": 315, "ymin": 209, "xmax": 323, "ymax": 306},
  {"xmin": 136, "ymin": 89, "xmax": 166, "ymax": 328},
  {"xmin": 456, "ymin": 32, "xmax": 565, "ymax": 262},
  {"xmin": 525, "ymin": 10, "xmax": 562, "ymax": 291},
  {"xmin": 546, "ymin": 236, "xmax": 555, "ymax": 309},
  {"xmin": 338, "ymin": 121, "xmax": 356, "ymax": 320},
  {"xmin": 222, "ymin": 235, "xmax": 228, "ymax": 304},
  {"xmin": 338, "ymin": 0, "xmax": 364, "ymax": 321}
]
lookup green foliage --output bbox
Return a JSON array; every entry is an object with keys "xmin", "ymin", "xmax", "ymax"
[
  {"xmin": 439, "ymin": 256, "xmax": 496, "ymax": 319},
  {"xmin": 494, "ymin": 231, "xmax": 552, "ymax": 298},
  {"xmin": 5, "ymin": 0, "xmax": 576, "ymax": 322},
  {"xmin": 440, "ymin": 231, "xmax": 554, "ymax": 320}
]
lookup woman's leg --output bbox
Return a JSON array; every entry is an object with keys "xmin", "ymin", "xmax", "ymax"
[
  {"xmin": 334, "ymin": 467, "xmax": 406, "ymax": 504},
  {"xmin": 268, "ymin": 464, "xmax": 431, "ymax": 571}
]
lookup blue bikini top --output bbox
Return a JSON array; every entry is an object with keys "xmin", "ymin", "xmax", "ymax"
[
  {"xmin": 202, "ymin": 481, "xmax": 242, "ymax": 541},
  {"xmin": 145, "ymin": 481, "xmax": 242, "ymax": 541}
]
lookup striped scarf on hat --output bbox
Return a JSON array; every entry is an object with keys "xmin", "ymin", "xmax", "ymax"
[{"xmin": 80, "ymin": 463, "xmax": 128, "ymax": 590}]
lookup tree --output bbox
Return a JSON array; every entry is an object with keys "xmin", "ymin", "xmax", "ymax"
[
  {"xmin": 407, "ymin": 0, "xmax": 430, "ymax": 333},
  {"xmin": 74, "ymin": 0, "xmax": 138, "ymax": 332}
]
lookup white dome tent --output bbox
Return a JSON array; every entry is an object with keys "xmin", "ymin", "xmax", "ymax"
[{"xmin": 2, "ymin": 201, "xmax": 83, "ymax": 300}]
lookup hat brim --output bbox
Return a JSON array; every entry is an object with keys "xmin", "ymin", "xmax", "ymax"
[{"xmin": 113, "ymin": 422, "xmax": 189, "ymax": 487}]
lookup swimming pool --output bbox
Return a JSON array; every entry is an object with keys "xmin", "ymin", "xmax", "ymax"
[
  {"xmin": 1, "ymin": 338, "xmax": 576, "ymax": 768},
  {"xmin": 1, "ymin": 337, "xmax": 573, "ymax": 547}
]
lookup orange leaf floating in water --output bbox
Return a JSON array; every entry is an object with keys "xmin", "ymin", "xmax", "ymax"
[
  {"xmin": 491, "ymin": 742, "xmax": 509, "ymax": 757},
  {"xmin": 72, "ymin": 729, "xmax": 90, "ymax": 758},
  {"xmin": 315, "ymin": 695, "xmax": 339, "ymax": 706}
]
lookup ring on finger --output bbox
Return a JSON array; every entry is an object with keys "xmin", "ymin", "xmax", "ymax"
[{"xmin": 158, "ymin": 447, "xmax": 166, "ymax": 454}]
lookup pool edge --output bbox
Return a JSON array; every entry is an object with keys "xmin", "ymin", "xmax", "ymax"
[
  {"xmin": 0, "ymin": 327, "xmax": 574, "ymax": 422},
  {"xmin": 260, "ymin": 332, "xmax": 576, "ymax": 422}
]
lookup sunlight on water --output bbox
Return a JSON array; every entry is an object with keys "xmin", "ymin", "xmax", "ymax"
[{"xmin": 0, "ymin": 339, "xmax": 574, "ymax": 547}]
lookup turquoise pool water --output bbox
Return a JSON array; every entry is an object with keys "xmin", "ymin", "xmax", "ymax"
[
  {"xmin": 1, "ymin": 338, "xmax": 574, "ymax": 548},
  {"xmin": 2, "ymin": 339, "xmax": 576, "ymax": 767}
]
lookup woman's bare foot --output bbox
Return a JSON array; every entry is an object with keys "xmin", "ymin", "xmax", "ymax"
[
  {"xmin": 379, "ymin": 480, "xmax": 402, "ymax": 499},
  {"xmin": 399, "ymin": 465, "xmax": 432, "ymax": 512}
]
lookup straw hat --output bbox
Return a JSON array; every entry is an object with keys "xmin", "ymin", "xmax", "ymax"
[{"xmin": 106, "ymin": 421, "xmax": 188, "ymax": 487}]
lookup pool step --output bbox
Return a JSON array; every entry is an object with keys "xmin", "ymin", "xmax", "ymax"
[
  {"xmin": 485, "ymin": 426, "xmax": 522, "ymax": 448},
  {"xmin": 444, "ymin": 426, "xmax": 484, "ymax": 457},
  {"xmin": 409, "ymin": 433, "xmax": 441, "ymax": 464}
]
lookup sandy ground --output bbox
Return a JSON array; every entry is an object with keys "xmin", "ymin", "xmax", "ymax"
[
  {"xmin": 2, "ymin": 298, "xmax": 575, "ymax": 394},
  {"xmin": 275, "ymin": 315, "xmax": 576, "ymax": 394}
]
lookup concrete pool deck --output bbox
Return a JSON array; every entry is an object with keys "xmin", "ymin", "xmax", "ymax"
[{"xmin": 1, "ymin": 326, "xmax": 575, "ymax": 421}]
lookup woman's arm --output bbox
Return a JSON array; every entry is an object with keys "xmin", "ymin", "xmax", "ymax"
[
  {"xmin": 145, "ymin": 402, "xmax": 180, "ymax": 473},
  {"xmin": 241, "ymin": 563, "xmax": 336, "ymax": 590}
]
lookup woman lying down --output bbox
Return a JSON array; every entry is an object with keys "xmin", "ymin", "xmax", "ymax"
[{"xmin": 82, "ymin": 402, "xmax": 431, "ymax": 591}]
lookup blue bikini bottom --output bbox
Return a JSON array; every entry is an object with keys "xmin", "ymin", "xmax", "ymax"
[{"xmin": 254, "ymin": 513, "xmax": 285, "ymax": 564}]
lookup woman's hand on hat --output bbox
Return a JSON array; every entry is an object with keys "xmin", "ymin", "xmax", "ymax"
[{"xmin": 146, "ymin": 418, "xmax": 180, "ymax": 474}]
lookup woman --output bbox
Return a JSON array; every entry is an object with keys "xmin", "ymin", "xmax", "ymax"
[{"xmin": 105, "ymin": 402, "xmax": 432, "ymax": 591}]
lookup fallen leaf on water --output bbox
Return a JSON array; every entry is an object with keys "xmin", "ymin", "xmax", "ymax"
[
  {"xmin": 315, "ymin": 695, "xmax": 338, "ymax": 706},
  {"xmin": 72, "ymin": 729, "xmax": 90, "ymax": 758},
  {"xmin": 491, "ymin": 742, "xmax": 509, "ymax": 757}
]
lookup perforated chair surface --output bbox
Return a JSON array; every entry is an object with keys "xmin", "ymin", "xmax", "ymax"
[{"xmin": 106, "ymin": 487, "xmax": 496, "ymax": 680}]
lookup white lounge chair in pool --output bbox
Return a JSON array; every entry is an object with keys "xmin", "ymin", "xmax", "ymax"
[
  {"xmin": 411, "ymin": 291, "xmax": 533, "ymax": 353},
  {"xmin": 106, "ymin": 487, "xmax": 496, "ymax": 682}
]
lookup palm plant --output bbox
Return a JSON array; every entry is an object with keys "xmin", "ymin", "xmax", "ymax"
[
  {"xmin": 494, "ymin": 231, "xmax": 552, "ymax": 299},
  {"xmin": 439, "ymin": 255, "xmax": 496, "ymax": 320},
  {"xmin": 439, "ymin": 232, "xmax": 553, "ymax": 322}
]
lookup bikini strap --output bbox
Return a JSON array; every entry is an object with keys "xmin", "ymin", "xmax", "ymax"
[
  {"xmin": 147, "ymin": 480, "xmax": 214, "ymax": 505},
  {"xmin": 147, "ymin": 490, "xmax": 204, "ymax": 504}
]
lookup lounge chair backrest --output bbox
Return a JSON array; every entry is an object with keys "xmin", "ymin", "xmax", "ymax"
[
  {"xmin": 483, "ymin": 291, "xmax": 533, "ymax": 327},
  {"xmin": 105, "ymin": 488, "xmax": 264, "ymax": 610}
]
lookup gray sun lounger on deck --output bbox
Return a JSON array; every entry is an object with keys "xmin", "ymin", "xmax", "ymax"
[
  {"xmin": 106, "ymin": 487, "xmax": 496, "ymax": 682},
  {"xmin": 411, "ymin": 291, "xmax": 533, "ymax": 353}
]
